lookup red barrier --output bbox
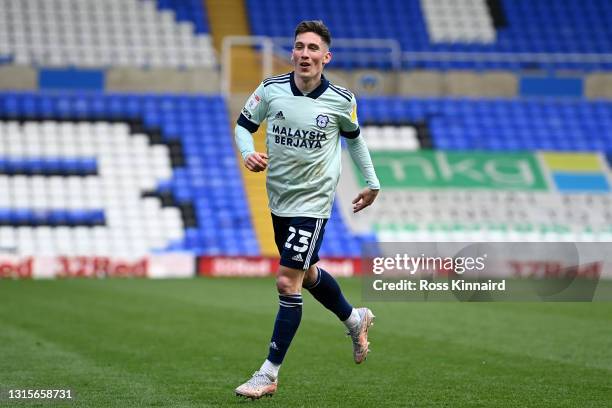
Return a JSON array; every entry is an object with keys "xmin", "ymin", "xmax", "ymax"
[{"xmin": 198, "ymin": 256, "xmax": 362, "ymax": 277}]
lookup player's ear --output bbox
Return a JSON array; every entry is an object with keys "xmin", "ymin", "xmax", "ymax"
[{"xmin": 323, "ymin": 51, "xmax": 332, "ymax": 66}]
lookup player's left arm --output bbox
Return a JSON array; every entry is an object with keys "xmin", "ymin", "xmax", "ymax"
[{"xmin": 339, "ymin": 95, "xmax": 380, "ymax": 213}]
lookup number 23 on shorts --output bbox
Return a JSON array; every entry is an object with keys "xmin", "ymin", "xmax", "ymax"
[{"xmin": 284, "ymin": 226, "xmax": 312, "ymax": 253}]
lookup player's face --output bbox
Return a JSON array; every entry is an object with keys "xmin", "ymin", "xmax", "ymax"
[{"xmin": 292, "ymin": 32, "xmax": 331, "ymax": 81}]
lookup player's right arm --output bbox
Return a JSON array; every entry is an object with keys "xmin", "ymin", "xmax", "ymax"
[
  {"xmin": 234, "ymin": 82, "xmax": 269, "ymax": 172},
  {"xmin": 235, "ymin": 126, "xmax": 268, "ymax": 171}
]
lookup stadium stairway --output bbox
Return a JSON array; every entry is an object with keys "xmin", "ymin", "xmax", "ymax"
[
  {"xmin": 204, "ymin": 0, "xmax": 297, "ymax": 256},
  {"xmin": 233, "ymin": 111, "xmax": 278, "ymax": 257},
  {"xmin": 204, "ymin": 0, "xmax": 279, "ymax": 255},
  {"xmin": 205, "ymin": 0, "xmax": 263, "ymax": 93}
]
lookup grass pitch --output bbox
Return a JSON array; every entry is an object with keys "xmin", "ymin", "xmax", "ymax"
[{"xmin": 1, "ymin": 278, "xmax": 611, "ymax": 407}]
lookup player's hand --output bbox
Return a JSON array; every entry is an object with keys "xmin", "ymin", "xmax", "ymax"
[
  {"xmin": 244, "ymin": 152, "xmax": 268, "ymax": 172},
  {"xmin": 352, "ymin": 188, "xmax": 379, "ymax": 213}
]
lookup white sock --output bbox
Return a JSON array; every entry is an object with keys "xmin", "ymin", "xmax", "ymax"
[
  {"xmin": 343, "ymin": 308, "xmax": 361, "ymax": 331},
  {"xmin": 260, "ymin": 359, "xmax": 280, "ymax": 380}
]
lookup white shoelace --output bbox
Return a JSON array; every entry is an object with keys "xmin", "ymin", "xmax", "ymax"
[
  {"xmin": 247, "ymin": 371, "xmax": 273, "ymax": 387},
  {"xmin": 347, "ymin": 317, "xmax": 363, "ymax": 344}
]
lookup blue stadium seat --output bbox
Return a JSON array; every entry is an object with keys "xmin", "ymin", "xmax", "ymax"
[
  {"xmin": 360, "ymin": 95, "xmax": 612, "ymax": 154},
  {"xmin": 245, "ymin": 0, "xmax": 612, "ymax": 71},
  {"xmin": 6, "ymin": 90, "xmax": 611, "ymax": 257}
]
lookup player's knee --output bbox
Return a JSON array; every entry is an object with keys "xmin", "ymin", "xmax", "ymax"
[
  {"xmin": 302, "ymin": 265, "xmax": 318, "ymax": 287},
  {"xmin": 276, "ymin": 274, "xmax": 299, "ymax": 294}
]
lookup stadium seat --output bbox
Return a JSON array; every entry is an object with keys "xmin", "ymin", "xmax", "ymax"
[
  {"xmin": 349, "ymin": 96, "xmax": 612, "ymax": 242},
  {"xmin": 245, "ymin": 0, "xmax": 612, "ymax": 70},
  {"xmin": 0, "ymin": 0, "xmax": 216, "ymax": 68},
  {"xmin": 3, "ymin": 88, "xmax": 612, "ymax": 256}
]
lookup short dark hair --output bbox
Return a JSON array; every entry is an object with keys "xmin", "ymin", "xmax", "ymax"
[{"xmin": 294, "ymin": 20, "xmax": 331, "ymax": 47}]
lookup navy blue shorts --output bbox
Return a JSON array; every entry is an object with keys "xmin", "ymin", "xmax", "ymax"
[{"xmin": 272, "ymin": 214, "xmax": 328, "ymax": 270}]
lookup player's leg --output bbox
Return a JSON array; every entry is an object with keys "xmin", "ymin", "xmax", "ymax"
[
  {"xmin": 259, "ymin": 216, "xmax": 327, "ymax": 374},
  {"xmin": 235, "ymin": 265, "xmax": 303, "ymax": 399},
  {"xmin": 303, "ymin": 264, "xmax": 352, "ymax": 321},
  {"xmin": 235, "ymin": 215, "xmax": 312, "ymax": 399},
  {"xmin": 303, "ymin": 263, "xmax": 375, "ymax": 363},
  {"xmin": 265, "ymin": 264, "xmax": 304, "ymax": 373}
]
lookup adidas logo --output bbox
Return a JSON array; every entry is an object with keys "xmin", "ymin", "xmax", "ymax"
[
  {"xmin": 275, "ymin": 111, "xmax": 285, "ymax": 120},
  {"xmin": 269, "ymin": 341, "xmax": 279, "ymax": 350},
  {"xmin": 291, "ymin": 253, "xmax": 304, "ymax": 262}
]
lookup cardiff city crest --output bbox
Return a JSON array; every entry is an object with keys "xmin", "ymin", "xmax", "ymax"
[{"xmin": 316, "ymin": 114, "xmax": 329, "ymax": 128}]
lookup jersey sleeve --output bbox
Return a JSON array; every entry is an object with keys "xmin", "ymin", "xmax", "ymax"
[
  {"xmin": 338, "ymin": 94, "xmax": 360, "ymax": 139},
  {"xmin": 236, "ymin": 82, "xmax": 268, "ymax": 133}
]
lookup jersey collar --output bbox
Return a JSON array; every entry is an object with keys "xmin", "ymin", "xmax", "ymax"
[{"xmin": 290, "ymin": 72, "xmax": 329, "ymax": 99}]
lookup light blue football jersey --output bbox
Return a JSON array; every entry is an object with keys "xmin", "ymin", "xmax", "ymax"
[{"xmin": 238, "ymin": 72, "xmax": 360, "ymax": 219}]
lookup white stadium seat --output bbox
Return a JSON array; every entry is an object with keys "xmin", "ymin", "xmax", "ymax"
[
  {"xmin": 0, "ymin": 120, "xmax": 184, "ymax": 255},
  {"xmin": 421, "ymin": 0, "xmax": 496, "ymax": 44},
  {"xmin": 0, "ymin": 0, "xmax": 217, "ymax": 68}
]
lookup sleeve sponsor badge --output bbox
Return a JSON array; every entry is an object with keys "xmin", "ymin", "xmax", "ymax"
[
  {"xmin": 246, "ymin": 94, "xmax": 261, "ymax": 110},
  {"xmin": 241, "ymin": 107, "xmax": 252, "ymax": 120}
]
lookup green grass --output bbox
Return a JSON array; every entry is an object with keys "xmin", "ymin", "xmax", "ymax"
[{"xmin": 1, "ymin": 278, "xmax": 611, "ymax": 407}]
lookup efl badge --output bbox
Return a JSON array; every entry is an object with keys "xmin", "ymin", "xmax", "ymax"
[
  {"xmin": 316, "ymin": 114, "xmax": 329, "ymax": 128},
  {"xmin": 247, "ymin": 94, "xmax": 261, "ymax": 110}
]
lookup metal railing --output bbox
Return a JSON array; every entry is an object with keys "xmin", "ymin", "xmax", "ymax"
[
  {"xmin": 402, "ymin": 51, "xmax": 612, "ymax": 65},
  {"xmin": 269, "ymin": 37, "xmax": 403, "ymax": 70},
  {"xmin": 220, "ymin": 35, "xmax": 612, "ymax": 96},
  {"xmin": 220, "ymin": 36, "xmax": 274, "ymax": 97}
]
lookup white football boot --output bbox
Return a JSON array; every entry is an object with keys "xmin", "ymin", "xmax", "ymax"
[
  {"xmin": 235, "ymin": 371, "xmax": 277, "ymax": 399},
  {"xmin": 348, "ymin": 307, "xmax": 375, "ymax": 364}
]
